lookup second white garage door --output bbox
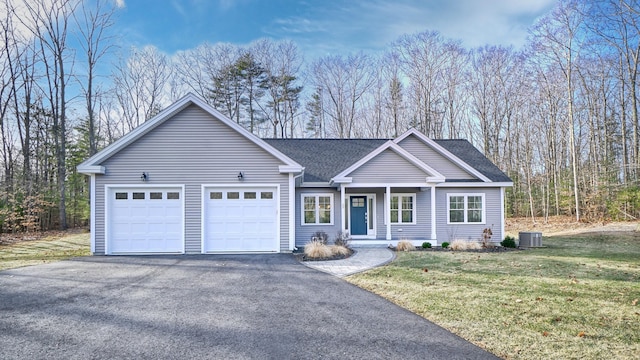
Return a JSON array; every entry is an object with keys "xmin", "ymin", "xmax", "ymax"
[{"xmin": 203, "ymin": 187, "xmax": 278, "ymax": 252}]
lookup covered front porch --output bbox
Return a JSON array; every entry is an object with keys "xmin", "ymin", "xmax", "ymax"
[{"xmin": 339, "ymin": 184, "xmax": 439, "ymax": 247}]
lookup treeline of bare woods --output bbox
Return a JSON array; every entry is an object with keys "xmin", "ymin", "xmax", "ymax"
[{"xmin": 0, "ymin": 0, "xmax": 638, "ymax": 233}]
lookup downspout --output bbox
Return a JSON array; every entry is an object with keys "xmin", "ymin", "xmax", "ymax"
[{"xmin": 500, "ymin": 186, "xmax": 506, "ymax": 243}]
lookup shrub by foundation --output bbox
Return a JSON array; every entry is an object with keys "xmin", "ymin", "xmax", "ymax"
[
  {"xmin": 311, "ymin": 231, "xmax": 329, "ymax": 244},
  {"xmin": 450, "ymin": 240, "xmax": 482, "ymax": 251},
  {"xmin": 334, "ymin": 231, "xmax": 351, "ymax": 248},
  {"xmin": 304, "ymin": 240, "xmax": 332, "ymax": 258},
  {"xmin": 396, "ymin": 240, "xmax": 415, "ymax": 252},
  {"xmin": 330, "ymin": 245, "xmax": 351, "ymax": 257},
  {"xmin": 501, "ymin": 236, "xmax": 517, "ymax": 248},
  {"xmin": 466, "ymin": 241, "xmax": 482, "ymax": 250}
]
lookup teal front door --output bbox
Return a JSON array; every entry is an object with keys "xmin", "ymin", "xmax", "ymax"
[{"xmin": 350, "ymin": 196, "xmax": 367, "ymax": 236}]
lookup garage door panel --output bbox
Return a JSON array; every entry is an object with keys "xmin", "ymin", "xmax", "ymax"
[
  {"xmin": 108, "ymin": 187, "xmax": 184, "ymax": 254},
  {"xmin": 204, "ymin": 187, "xmax": 278, "ymax": 252}
]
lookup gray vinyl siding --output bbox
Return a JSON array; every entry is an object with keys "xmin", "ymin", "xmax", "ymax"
[
  {"xmin": 435, "ymin": 187, "xmax": 502, "ymax": 243},
  {"xmin": 94, "ymin": 104, "xmax": 291, "ymax": 254},
  {"xmin": 348, "ymin": 149, "xmax": 429, "ymax": 183},
  {"xmin": 370, "ymin": 189, "xmax": 431, "ymax": 240},
  {"xmin": 398, "ymin": 136, "xmax": 476, "ymax": 180},
  {"xmin": 295, "ymin": 188, "xmax": 342, "ymax": 247}
]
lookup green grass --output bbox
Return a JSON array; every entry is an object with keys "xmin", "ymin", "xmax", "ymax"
[
  {"xmin": 347, "ymin": 231, "xmax": 640, "ymax": 360},
  {"xmin": 0, "ymin": 232, "xmax": 90, "ymax": 271}
]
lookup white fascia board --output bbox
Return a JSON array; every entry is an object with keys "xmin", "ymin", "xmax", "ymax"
[
  {"xmin": 78, "ymin": 93, "xmax": 302, "ymax": 171},
  {"xmin": 279, "ymin": 165, "xmax": 304, "ymax": 173},
  {"xmin": 426, "ymin": 176, "xmax": 446, "ymax": 183},
  {"xmin": 436, "ymin": 181, "xmax": 513, "ymax": 188},
  {"xmin": 299, "ymin": 182, "xmax": 333, "ymax": 188},
  {"xmin": 331, "ymin": 177, "xmax": 352, "ymax": 184},
  {"xmin": 332, "ymin": 140, "xmax": 444, "ymax": 180},
  {"xmin": 341, "ymin": 182, "xmax": 428, "ymax": 188},
  {"xmin": 77, "ymin": 165, "xmax": 105, "ymax": 174},
  {"xmin": 394, "ymin": 128, "xmax": 491, "ymax": 182}
]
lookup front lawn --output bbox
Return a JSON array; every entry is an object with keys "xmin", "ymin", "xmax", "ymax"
[
  {"xmin": 347, "ymin": 232, "xmax": 640, "ymax": 359},
  {"xmin": 0, "ymin": 231, "xmax": 90, "ymax": 271}
]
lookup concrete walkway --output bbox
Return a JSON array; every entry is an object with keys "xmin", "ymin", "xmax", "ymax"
[{"xmin": 302, "ymin": 247, "xmax": 395, "ymax": 277}]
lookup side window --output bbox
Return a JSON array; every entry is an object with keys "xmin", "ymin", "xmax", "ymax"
[{"xmin": 448, "ymin": 194, "xmax": 484, "ymax": 224}]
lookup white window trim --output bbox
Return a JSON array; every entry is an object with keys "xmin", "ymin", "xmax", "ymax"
[
  {"xmin": 301, "ymin": 193, "xmax": 334, "ymax": 226},
  {"xmin": 385, "ymin": 193, "xmax": 417, "ymax": 225},
  {"xmin": 447, "ymin": 193, "xmax": 486, "ymax": 224}
]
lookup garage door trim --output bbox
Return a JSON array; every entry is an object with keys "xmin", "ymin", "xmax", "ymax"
[
  {"xmin": 105, "ymin": 184, "xmax": 185, "ymax": 255},
  {"xmin": 201, "ymin": 184, "xmax": 280, "ymax": 253}
]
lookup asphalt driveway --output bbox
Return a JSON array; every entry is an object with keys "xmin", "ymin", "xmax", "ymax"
[{"xmin": 0, "ymin": 255, "xmax": 499, "ymax": 360}]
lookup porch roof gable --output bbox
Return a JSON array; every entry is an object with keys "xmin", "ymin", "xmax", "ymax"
[{"xmin": 331, "ymin": 141, "xmax": 445, "ymax": 185}]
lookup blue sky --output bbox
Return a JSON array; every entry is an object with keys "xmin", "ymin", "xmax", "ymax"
[{"xmin": 114, "ymin": 0, "xmax": 558, "ymax": 58}]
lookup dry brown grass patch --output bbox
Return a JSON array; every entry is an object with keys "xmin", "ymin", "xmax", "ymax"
[{"xmin": 0, "ymin": 232, "xmax": 90, "ymax": 271}]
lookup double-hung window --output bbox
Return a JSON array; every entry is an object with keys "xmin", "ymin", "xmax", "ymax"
[
  {"xmin": 448, "ymin": 193, "xmax": 485, "ymax": 224},
  {"xmin": 390, "ymin": 194, "xmax": 416, "ymax": 224},
  {"xmin": 302, "ymin": 194, "xmax": 333, "ymax": 225}
]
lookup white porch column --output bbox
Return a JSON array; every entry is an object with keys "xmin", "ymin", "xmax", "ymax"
[
  {"xmin": 430, "ymin": 184, "xmax": 437, "ymax": 240},
  {"xmin": 288, "ymin": 173, "xmax": 296, "ymax": 251},
  {"xmin": 341, "ymin": 185, "xmax": 347, "ymax": 233},
  {"xmin": 385, "ymin": 186, "xmax": 391, "ymax": 240}
]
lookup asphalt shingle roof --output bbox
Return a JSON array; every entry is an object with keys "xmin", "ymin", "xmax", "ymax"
[
  {"xmin": 264, "ymin": 138, "xmax": 512, "ymax": 183},
  {"xmin": 264, "ymin": 139, "xmax": 387, "ymax": 182},
  {"xmin": 433, "ymin": 140, "xmax": 513, "ymax": 182}
]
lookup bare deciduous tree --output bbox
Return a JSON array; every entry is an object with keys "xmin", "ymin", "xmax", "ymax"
[{"xmin": 113, "ymin": 46, "xmax": 172, "ymax": 132}]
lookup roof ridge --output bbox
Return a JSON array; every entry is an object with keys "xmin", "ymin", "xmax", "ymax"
[{"xmin": 263, "ymin": 138, "xmax": 389, "ymax": 141}]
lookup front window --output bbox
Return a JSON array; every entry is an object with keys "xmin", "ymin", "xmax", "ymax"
[
  {"xmin": 448, "ymin": 194, "xmax": 485, "ymax": 224},
  {"xmin": 390, "ymin": 194, "xmax": 415, "ymax": 224},
  {"xmin": 302, "ymin": 194, "xmax": 334, "ymax": 225}
]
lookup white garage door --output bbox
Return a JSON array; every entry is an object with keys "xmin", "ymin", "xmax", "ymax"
[
  {"xmin": 107, "ymin": 187, "xmax": 184, "ymax": 254},
  {"xmin": 203, "ymin": 187, "xmax": 278, "ymax": 252}
]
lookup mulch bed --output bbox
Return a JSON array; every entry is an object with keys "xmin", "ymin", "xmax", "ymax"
[
  {"xmin": 391, "ymin": 246, "xmax": 522, "ymax": 253},
  {"xmin": 293, "ymin": 248, "xmax": 355, "ymax": 261}
]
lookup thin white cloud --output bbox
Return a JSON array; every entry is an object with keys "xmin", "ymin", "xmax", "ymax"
[
  {"xmin": 265, "ymin": 0, "xmax": 557, "ymax": 59},
  {"xmin": 271, "ymin": 17, "xmax": 327, "ymax": 34},
  {"xmin": 115, "ymin": 0, "xmax": 125, "ymax": 9},
  {"xmin": 171, "ymin": 0, "xmax": 187, "ymax": 19}
]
